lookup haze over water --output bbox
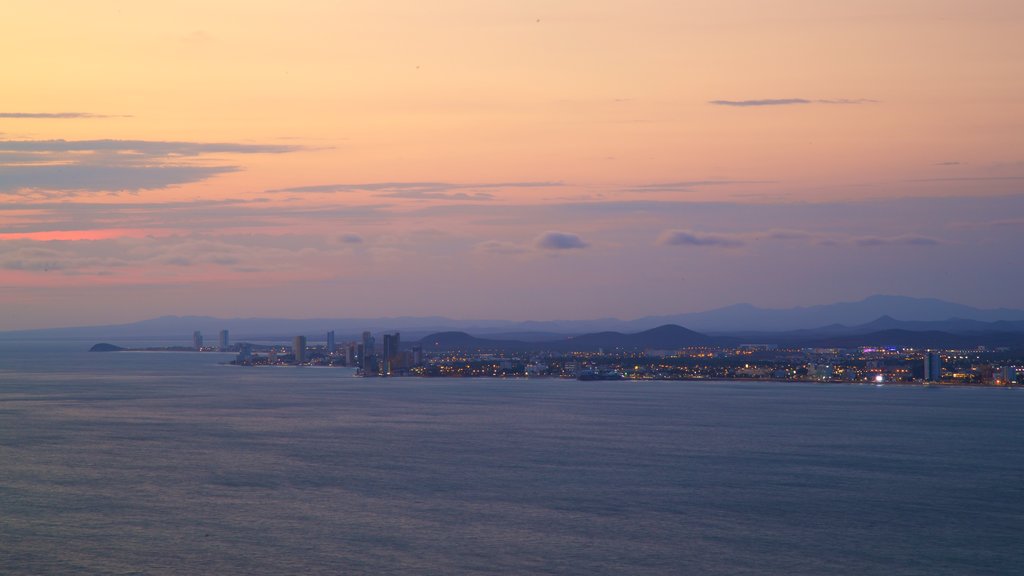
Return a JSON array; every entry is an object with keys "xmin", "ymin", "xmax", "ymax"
[{"xmin": 1, "ymin": 343, "xmax": 1022, "ymax": 575}]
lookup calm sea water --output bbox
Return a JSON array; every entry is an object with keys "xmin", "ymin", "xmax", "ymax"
[{"xmin": 1, "ymin": 341, "xmax": 1022, "ymax": 575}]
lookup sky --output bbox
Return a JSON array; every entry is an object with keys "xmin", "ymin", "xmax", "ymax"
[{"xmin": 2, "ymin": 0, "xmax": 1023, "ymax": 330}]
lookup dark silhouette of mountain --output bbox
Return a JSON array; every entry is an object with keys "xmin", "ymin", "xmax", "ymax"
[
  {"xmin": 716, "ymin": 315, "xmax": 1024, "ymax": 345},
  {"xmin": 553, "ymin": 324, "xmax": 717, "ymax": 351},
  {"xmin": 649, "ymin": 295, "xmax": 1024, "ymax": 332},
  {"xmin": 418, "ymin": 325, "xmax": 719, "ymax": 353},
  {"xmin": 846, "ymin": 316, "xmax": 1024, "ymax": 334},
  {"xmin": 88, "ymin": 342, "xmax": 125, "ymax": 352},
  {"xmin": 4, "ymin": 295, "xmax": 1023, "ymax": 341},
  {"xmin": 418, "ymin": 332, "xmax": 534, "ymax": 352}
]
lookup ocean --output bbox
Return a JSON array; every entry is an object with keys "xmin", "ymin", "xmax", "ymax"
[{"xmin": 1, "ymin": 341, "xmax": 1021, "ymax": 575}]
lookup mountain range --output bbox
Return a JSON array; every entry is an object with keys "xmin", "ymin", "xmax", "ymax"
[
  {"xmin": 416, "ymin": 323, "xmax": 1024, "ymax": 353},
  {"xmin": 3, "ymin": 295, "xmax": 1023, "ymax": 347}
]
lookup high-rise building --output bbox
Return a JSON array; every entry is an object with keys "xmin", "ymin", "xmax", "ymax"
[
  {"xmin": 193, "ymin": 331, "xmax": 203, "ymax": 350},
  {"xmin": 923, "ymin": 351, "xmax": 942, "ymax": 382},
  {"xmin": 361, "ymin": 331, "xmax": 376, "ymax": 373},
  {"xmin": 382, "ymin": 332, "xmax": 401, "ymax": 375},
  {"xmin": 293, "ymin": 335, "xmax": 308, "ymax": 364},
  {"xmin": 218, "ymin": 329, "xmax": 229, "ymax": 350},
  {"xmin": 326, "ymin": 330, "xmax": 336, "ymax": 354},
  {"xmin": 412, "ymin": 345, "xmax": 423, "ymax": 367}
]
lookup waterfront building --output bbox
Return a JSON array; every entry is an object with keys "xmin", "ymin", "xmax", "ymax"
[
  {"xmin": 218, "ymin": 329, "xmax": 229, "ymax": 350},
  {"xmin": 293, "ymin": 335, "xmax": 308, "ymax": 364},
  {"xmin": 361, "ymin": 331, "xmax": 377, "ymax": 373},
  {"xmin": 923, "ymin": 351, "xmax": 942, "ymax": 382},
  {"xmin": 193, "ymin": 331, "xmax": 203, "ymax": 350},
  {"xmin": 382, "ymin": 332, "xmax": 401, "ymax": 375},
  {"xmin": 327, "ymin": 330, "xmax": 336, "ymax": 354}
]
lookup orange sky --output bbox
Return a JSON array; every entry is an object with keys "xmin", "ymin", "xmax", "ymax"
[{"xmin": 2, "ymin": 1, "xmax": 1023, "ymax": 329}]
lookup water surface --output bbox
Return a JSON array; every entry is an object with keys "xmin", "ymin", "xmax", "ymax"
[{"xmin": 1, "ymin": 343, "xmax": 1021, "ymax": 574}]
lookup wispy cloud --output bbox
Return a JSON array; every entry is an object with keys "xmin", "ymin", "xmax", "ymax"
[
  {"xmin": 853, "ymin": 235, "xmax": 941, "ymax": 247},
  {"xmin": 267, "ymin": 181, "xmax": 561, "ymax": 195},
  {"xmin": 0, "ymin": 233, "xmax": 345, "ymax": 277},
  {"xmin": 0, "ymin": 139, "xmax": 303, "ymax": 193},
  {"xmin": 475, "ymin": 240, "xmax": 528, "ymax": 255},
  {"xmin": 0, "ymin": 112, "xmax": 126, "ymax": 119},
  {"xmin": 0, "ymin": 139, "xmax": 299, "ymax": 155},
  {"xmin": 710, "ymin": 98, "xmax": 811, "ymax": 107},
  {"xmin": 709, "ymin": 98, "xmax": 878, "ymax": 107},
  {"xmin": 753, "ymin": 229, "xmax": 818, "ymax": 241},
  {"xmin": 377, "ymin": 190, "xmax": 495, "ymax": 201},
  {"xmin": 335, "ymin": 233, "xmax": 364, "ymax": 244},
  {"xmin": 658, "ymin": 229, "xmax": 744, "ymax": 248},
  {"xmin": 626, "ymin": 180, "xmax": 776, "ymax": 192},
  {"xmin": 535, "ymin": 231, "xmax": 588, "ymax": 250},
  {"xmin": 0, "ymin": 165, "xmax": 238, "ymax": 193},
  {"xmin": 904, "ymin": 176, "xmax": 1024, "ymax": 183}
]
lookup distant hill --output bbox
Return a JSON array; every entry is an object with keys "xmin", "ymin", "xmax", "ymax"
[
  {"xmin": 3, "ymin": 295, "xmax": 1022, "ymax": 341},
  {"xmin": 552, "ymin": 324, "xmax": 718, "ymax": 351},
  {"xmin": 418, "ymin": 332, "xmax": 536, "ymax": 352},
  {"xmin": 88, "ymin": 342, "xmax": 125, "ymax": 352},
  {"xmin": 418, "ymin": 324, "xmax": 719, "ymax": 353},
  {"xmin": 722, "ymin": 316, "xmax": 1024, "ymax": 345},
  {"xmin": 642, "ymin": 295, "xmax": 1024, "ymax": 332}
]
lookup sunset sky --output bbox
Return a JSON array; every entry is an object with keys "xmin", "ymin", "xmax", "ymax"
[{"xmin": 2, "ymin": 1, "xmax": 1023, "ymax": 330}]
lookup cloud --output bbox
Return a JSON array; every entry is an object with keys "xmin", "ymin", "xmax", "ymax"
[
  {"xmin": 991, "ymin": 219, "xmax": 1024, "ymax": 227},
  {"xmin": 475, "ymin": 240, "xmax": 528, "ymax": 254},
  {"xmin": 0, "ymin": 165, "xmax": 238, "ymax": 193},
  {"xmin": 267, "ymin": 181, "xmax": 561, "ymax": 195},
  {"xmin": 535, "ymin": 231, "xmax": 588, "ymax": 250},
  {"xmin": 0, "ymin": 139, "xmax": 303, "ymax": 193},
  {"xmin": 709, "ymin": 98, "xmax": 877, "ymax": 107},
  {"xmin": 377, "ymin": 190, "xmax": 495, "ymax": 201},
  {"xmin": 626, "ymin": 180, "xmax": 776, "ymax": 192},
  {"xmin": 853, "ymin": 235, "xmax": 941, "ymax": 247},
  {"xmin": 0, "ymin": 198, "xmax": 393, "ymax": 237},
  {"xmin": 335, "ymin": 233, "xmax": 364, "ymax": 244},
  {"xmin": 904, "ymin": 176, "xmax": 1024, "ymax": 183},
  {"xmin": 934, "ymin": 161, "xmax": 961, "ymax": 166},
  {"xmin": 0, "ymin": 232, "xmax": 346, "ymax": 277},
  {"xmin": 755, "ymin": 229, "xmax": 817, "ymax": 241},
  {"xmin": 0, "ymin": 112, "xmax": 124, "ymax": 119},
  {"xmin": 710, "ymin": 98, "xmax": 812, "ymax": 107},
  {"xmin": 0, "ymin": 139, "xmax": 299, "ymax": 156},
  {"xmin": 658, "ymin": 229, "xmax": 744, "ymax": 248}
]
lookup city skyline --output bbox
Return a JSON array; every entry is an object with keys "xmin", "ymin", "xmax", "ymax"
[{"xmin": 3, "ymin": 1, "xmax": 1024, "ymax": 330}]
